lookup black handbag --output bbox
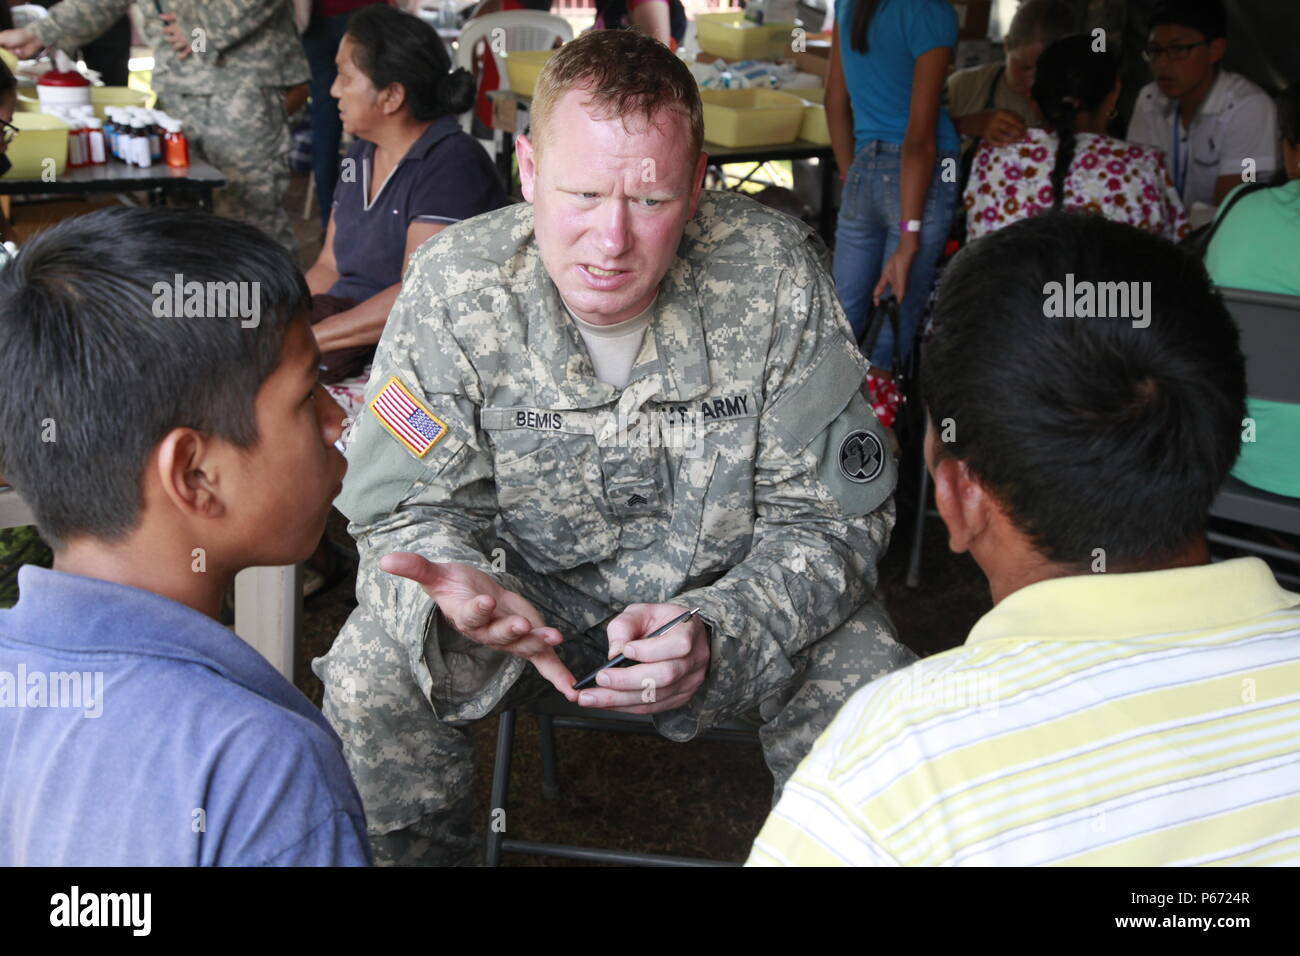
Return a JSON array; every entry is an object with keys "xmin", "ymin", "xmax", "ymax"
[{"xmin": 859, "ymin": 294, "xmax": 906, "ymax": 381}]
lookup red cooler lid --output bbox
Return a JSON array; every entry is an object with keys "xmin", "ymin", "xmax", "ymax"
[{"xmin": 37, "ymin": 70, "xmax": 91, "ymax": 87}]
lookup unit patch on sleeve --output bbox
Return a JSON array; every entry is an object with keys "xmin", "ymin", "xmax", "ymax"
[
  {"xmin": 368, "ymin": 375, "xmax": 449, "ymax": 459},
  {"xmin": 839, "ymin": 430, "xmax": 885, "ymax": 483}
]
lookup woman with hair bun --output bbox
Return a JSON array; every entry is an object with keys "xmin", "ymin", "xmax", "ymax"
[
  {"xmin": 306, "ymin": 3, "xmax": 507, "ymax": 405},
  {"xmin": 964, "ymin": 33, "xmax": 1188, "ymax": 242}
]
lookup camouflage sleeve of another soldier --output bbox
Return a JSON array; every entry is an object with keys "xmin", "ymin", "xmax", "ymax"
[
  {"xmin": 27, "ymin": 0, "xmax": 134, "ymax": 53},
  {"xmin": 330, "ymin": 241, "xmax": 535, "ymax": 719},
  {"xmin": 653, "ymin": 231, "xmax": 900, "ymax": 740}
]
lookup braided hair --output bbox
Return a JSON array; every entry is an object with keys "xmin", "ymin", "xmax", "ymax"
[{"xmin": 1030, "ymin": 35, "xmax": 1118, "ymax": 212}]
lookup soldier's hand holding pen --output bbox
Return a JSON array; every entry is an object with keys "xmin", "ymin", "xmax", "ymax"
[
  {"xmin": 578, "ymin": 603, "xmax": 712, "ymax": 714},
  {"xmin": 378, "ymin": 552, "xmax": 579, "ymax": 702}
]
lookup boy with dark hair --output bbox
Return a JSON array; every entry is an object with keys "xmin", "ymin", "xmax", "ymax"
[
  {"xmin": 1126, "ymin": 0, "xmax": 1279, "ymax": 208},
  {"xmin": 0, "ymin": 207, "xmax": 371, "ymax": 865},
  {"xmin": 750, "ymin": 213, "xmax": 1300, "ymax": 866}
]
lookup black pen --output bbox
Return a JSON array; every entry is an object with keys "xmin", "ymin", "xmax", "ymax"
[{"xmin": 573, "ymin": 607, "xmax": 701, "ymax": 691}]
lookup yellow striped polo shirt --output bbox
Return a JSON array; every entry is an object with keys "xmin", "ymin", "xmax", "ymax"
[{"xmin": 747, "ymin": 557, "xmax": 1300, "ymax": 866}]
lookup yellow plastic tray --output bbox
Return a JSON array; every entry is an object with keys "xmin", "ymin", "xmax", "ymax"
[
  {"xmin": 503, "ymin": 49, "xmax": 555, "ymax": 98},
  {"xmin": 700, "ymin": 88, "xmax": 805, "ymax": 148},
  {"xmin": 17, "ymin": 85, "xmax": 155, "ymax": 120},
  {"xmin": 797, "ymin": 88, "xmax": 830, "ymax": 144},
  {"xmin": 9, "ymin": 111, "xmax": 69, "ymax": 179},
  {"xmin": 696, "ymin": 11, "xmax": 797, "ymax": 61},
  {"xmin": 90, "ymin": 85, "xmax": 155, "ymax": 117}
]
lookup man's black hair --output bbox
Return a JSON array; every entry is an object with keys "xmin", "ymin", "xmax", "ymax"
[
  {"xmin": 1149, "ymin": 0, "xmax": 1227, "ymax": 41},
  {"xmin": 0, "ymin": 207, "xmax": 309, "ymax": 547},
  {"xmin": 922, "ymin": 213, "xmax": 1246, "ymax": 570}
]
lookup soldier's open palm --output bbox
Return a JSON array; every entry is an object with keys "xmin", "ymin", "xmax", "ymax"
[{"xmin": 379, "ymin": 552, "xmax": 578, "ymax": 701}]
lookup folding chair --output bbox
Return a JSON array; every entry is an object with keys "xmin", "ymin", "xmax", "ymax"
[
  {"xmin": 486, "ymin": 695, "xmax": 759, "ymax": 867},
  {"xmin": 1208, "ymin": 287, "xmax": 1300, "ymax": 589}
]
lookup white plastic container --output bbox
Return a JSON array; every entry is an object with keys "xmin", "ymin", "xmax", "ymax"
[{"xmin": 35, "ymin": 69, "xmax": 91, "ymax": 111}]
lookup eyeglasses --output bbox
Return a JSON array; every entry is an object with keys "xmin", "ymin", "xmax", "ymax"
[
  {"xmin": 0, "ymin": 118, "xmax": 17, "ymax": 146},
  {"xmin": 1142, "ymin": 40, "xmax": 1208, "ymax": 63}
]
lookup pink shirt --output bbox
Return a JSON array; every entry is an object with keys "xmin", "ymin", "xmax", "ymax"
[{"xmin": 964, "ymin": 128, "xmax": 1190, "ymax": 242}]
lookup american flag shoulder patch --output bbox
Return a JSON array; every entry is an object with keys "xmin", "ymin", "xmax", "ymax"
[{"xmin": 368, "ymin": 375, "xmax": 449, "ymax": 459}]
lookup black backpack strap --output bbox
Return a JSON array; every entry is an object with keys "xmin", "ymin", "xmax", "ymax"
[
  {"xmin": 1190, "ymin": 181, "xmax": 1268, "ymax": 256},
  {"xmin": 984, "ymin": 66, "xmax": 1005, "ymax": 111}
]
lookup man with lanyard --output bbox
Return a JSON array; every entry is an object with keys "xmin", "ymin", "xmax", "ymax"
[{"xmin": 1125, "ymin": 0, "xmax": 1278, "ymax": 211}]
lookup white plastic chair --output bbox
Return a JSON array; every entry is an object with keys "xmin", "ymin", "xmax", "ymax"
[{"xmin": 454, "ymin": 10, "xmax": 573, "ymax": 150}]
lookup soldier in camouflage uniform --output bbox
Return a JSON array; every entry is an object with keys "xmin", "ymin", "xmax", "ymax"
[
  {"xmin": 0, "ymin": 2, "xmax": 308, "ymax": 251},
  {"xmin": 313, "ymin": 30, "xmax": 915, "ymax": 865}
]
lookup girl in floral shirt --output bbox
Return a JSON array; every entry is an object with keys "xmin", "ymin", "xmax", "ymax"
[{"xmin": 964, "ymin": 35, "xmax": 1188, "ymax": 242}]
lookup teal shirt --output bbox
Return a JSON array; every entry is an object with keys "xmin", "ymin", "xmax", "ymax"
[
  {"xmin": 1205, "ymin": 181, "xmax": 1300, "ymax": 498},
  {"xmin": 834, "ymin": 0, "xmax": 960, "ymax": 155}
]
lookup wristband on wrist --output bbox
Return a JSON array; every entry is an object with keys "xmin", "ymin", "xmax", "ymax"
[{"xmin": 899, "ymin": 219, "xmax": 922, "ymax": 233}]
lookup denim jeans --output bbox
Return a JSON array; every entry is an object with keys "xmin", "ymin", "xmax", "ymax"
[
  {"xmin": 832, "ymin": 141, "xmax": 959, "ymax": 368},
  {"xmin": 303, "ymin": 11, "xmax": 361, "ymax": 228}
]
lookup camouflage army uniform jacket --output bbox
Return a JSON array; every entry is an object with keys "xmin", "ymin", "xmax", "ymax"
[
  {"xmin": 31, "ymin": 0, "xmax": 308, "ymax": 95},
  {"xmin": 337, "ymin": 190, "xmax": 898, "ymax": 740}
]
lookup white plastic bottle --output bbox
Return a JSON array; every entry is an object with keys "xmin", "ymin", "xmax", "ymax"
[
  {"xmin": 85, "ymin": 118, "xmax": 106, "ymax": 165},
  {"xmin": 66, "ymin": 111, "xmax": 86, "ymax": 168}
]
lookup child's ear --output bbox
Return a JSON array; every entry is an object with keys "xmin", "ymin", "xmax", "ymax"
[{"xmin": 154, "ymin": 428, "xmax": 226, "ymax": 520}]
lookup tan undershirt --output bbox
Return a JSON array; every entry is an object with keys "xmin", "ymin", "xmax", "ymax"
[{"xmin": 562, "ymin": 295, "xmax": 657, "ymax": 389}]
